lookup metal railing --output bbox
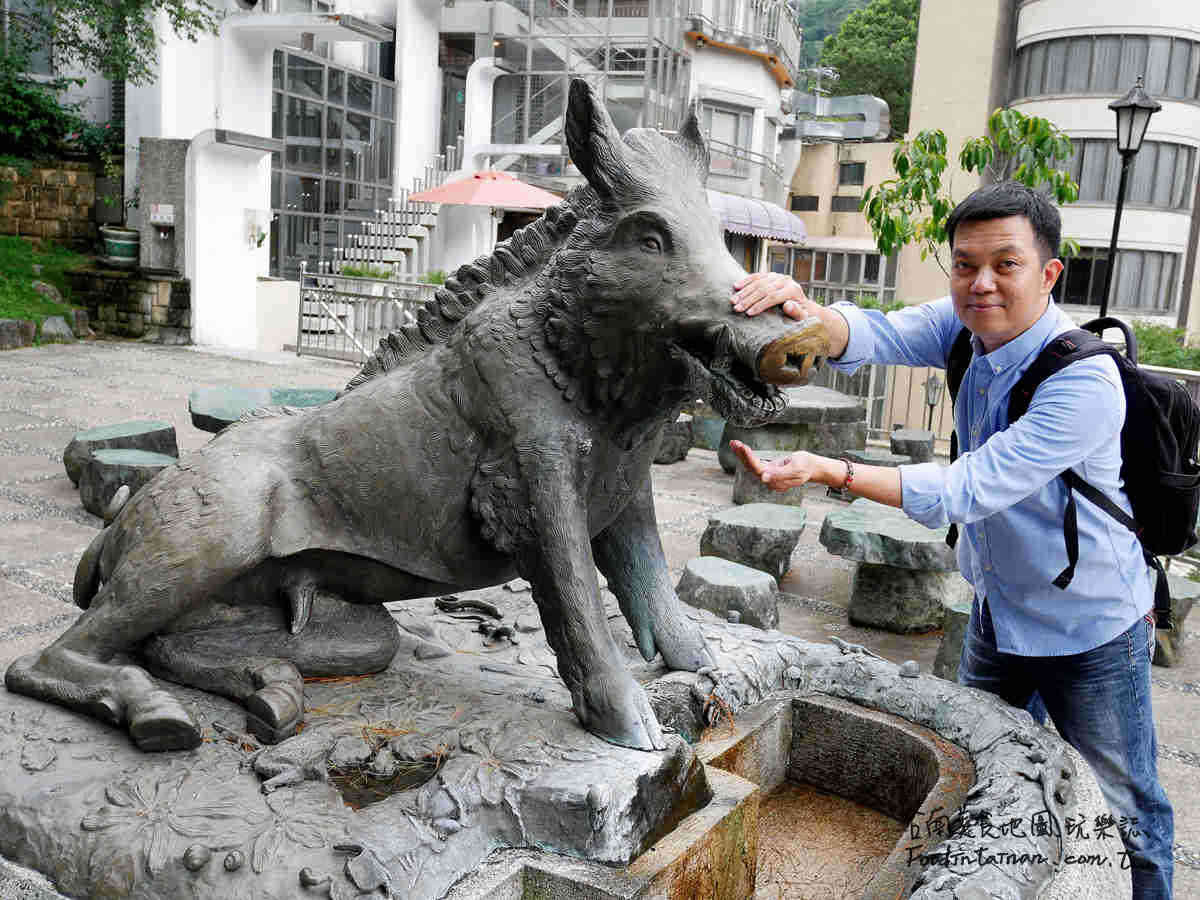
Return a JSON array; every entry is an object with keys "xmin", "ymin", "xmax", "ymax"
[
  {"xmin": 685, "ymin": 0, "xmax": 803, "ymax": 82},
  {"xmin": 296, "ymin": 262, "xmax": 436, "ymax": 364},
  {"xmin": 707, "ymin": 137, "xmax": 784, "ymax": 196}
]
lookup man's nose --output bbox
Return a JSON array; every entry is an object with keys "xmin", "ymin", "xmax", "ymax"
[{"xmin": 971, "ymin": 267, "xmax": 996, "ymax": 292}]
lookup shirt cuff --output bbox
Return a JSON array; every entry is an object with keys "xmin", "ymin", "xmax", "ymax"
[
  {"xmin": 827, "ymin": 302, "xmax": 872, "ymax": 372},
  {"xmin": 899, "ymin": 461, "xmax": 949, "ymax": 529}
]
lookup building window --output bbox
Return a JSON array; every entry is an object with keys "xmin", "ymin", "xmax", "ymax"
[
  {"xmin": 271, "ymin": 47, "xmax": 395, "ymax": 279},
  {"xmin": 1059, "ymin": 247, "xmax": 1181, "ymax": 312},
  {"xmin": 702, "ymin": 102, "xmax": 753, "ymax": 178},
  {"xmin": 1013, "ymin": 34, "xmax": 1200, "ymax": 103},
  {"xmin": 831, "ymin": 195, "xmax": 862, "ymax": 212},
  {"xmin": 839, "ymin": 162, "xmax": 865, "ymax": 185},
  {"xmin": 788, "ymin": 248, "xmax": 898, "ymax": 306},
  {"xmin": 1, "ymin": 0, "xmax": 53, "ymax": 74},
  {"xmin": 1065, "ymin": 139, "xmax": 1195, "ymax": 211},
  {"xmin": 790, "ymin": 194, "xmax": 819, "ymax": 211}
]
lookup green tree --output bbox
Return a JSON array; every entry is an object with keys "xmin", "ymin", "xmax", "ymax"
[
  {"xmin": 818, "ymin": 0, "xmax": 919, "ymax": 137},
  {"xmin": 3, "ymin": 0, "xmax": 222, "ymax": 86},
  {"xmin": 860, "ymin": 107, "xmax": 1079, "ymax": 273},
  {"xmin": 793, "ymin": 0, "xmax": 871, "ymax": 68}
]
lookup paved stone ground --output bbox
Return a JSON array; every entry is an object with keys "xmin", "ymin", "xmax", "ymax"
[{"xmin": 1, "ymin": 338, "xmax": 1198, "ymax": 897}]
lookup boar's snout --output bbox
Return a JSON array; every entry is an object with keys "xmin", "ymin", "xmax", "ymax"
[{"xmin": 723, "ymin": 310, "xmax": 831, "ymax": 386}]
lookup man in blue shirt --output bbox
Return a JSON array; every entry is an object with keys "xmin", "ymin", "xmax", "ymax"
[{"xmin": 731, "ymin": 182, "xmax": 1174, "ymax": 898}]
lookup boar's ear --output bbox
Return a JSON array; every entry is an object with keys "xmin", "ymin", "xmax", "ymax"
[
  {"xmin": 672, "ymin": 101, "xmax": 710, "ymax": 178},
  {"xmin": 565, "ymin": 78, "xmax": 633, "ymax": 198}
]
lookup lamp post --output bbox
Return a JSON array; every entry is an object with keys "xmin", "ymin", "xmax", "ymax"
[
  {"xmin": 923, "ymin": 373, "xmax": 944, "ymax": 432},
  {"xmin": 1099, "ymin": 77, "xmax": 1162, "ymax": 318}
]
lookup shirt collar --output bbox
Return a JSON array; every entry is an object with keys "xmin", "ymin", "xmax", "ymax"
[{"xmin": 969, "ymin": 298, "xmax": 1061, "ymax": 375}]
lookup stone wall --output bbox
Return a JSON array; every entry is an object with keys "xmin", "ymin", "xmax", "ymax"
[
  {"xmin": 63, "ymin": 267, "xmax": 191, "ymax": 344},
  {"xmin": 0, "ymin": 160, "xmax": 97, "ymax": 248}
]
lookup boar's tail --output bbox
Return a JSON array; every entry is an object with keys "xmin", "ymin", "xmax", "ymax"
[{"xmin": 73, "ymin": 527, "xmax": 107, "ymax": 610}]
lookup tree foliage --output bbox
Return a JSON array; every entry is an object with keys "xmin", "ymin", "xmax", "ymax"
[
  {"xmin": 818, "ymin": 0, "xmax": 919, "ymax": 136},
  {"xmin": 0, "ymin": 50, "xmax": 86, "ymax": 158},
  {"xmin": 792, "ymin": 0, "xmax": 871, "ymax": 68},
  {"xmin": 860, "ymin": 108, "xmax": 1079, "ymax": 271},
  {"xmin": 4, "ymin": 0, "xmax": 222, "ymax": 86}
]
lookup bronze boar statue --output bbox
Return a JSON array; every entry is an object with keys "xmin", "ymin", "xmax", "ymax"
[{"xmin": 5, "ymin": 80, "xmax": 828, "ymax": 753}]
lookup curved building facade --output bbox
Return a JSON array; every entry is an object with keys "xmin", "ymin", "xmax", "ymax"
[{"xmin": 1010, "ymin": 0, "xmax": 1200, "ymax": 321}]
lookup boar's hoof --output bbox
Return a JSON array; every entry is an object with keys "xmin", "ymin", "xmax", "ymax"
[
  {"xmin": 573, "ymin": 670, "xmax": 666, "ymax": 752},
  {"xmin": 246, "ymin": 680, "xmax": 305, "ymax": 745},
  {"xmin": 128, "ymin": 689, "xmax": 203, "ymax": 752},
  {"xmin": 655, "ymin": 617, "xmax": 716, "ymax": 673}
]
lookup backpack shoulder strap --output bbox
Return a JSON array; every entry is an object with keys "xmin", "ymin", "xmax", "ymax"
[
  {"xmin": 1007, "ymin": 329, "xmax": 1113, "ymax": 423},
  {"xmin": 945, "ymin": 326, "xmax": 974, "ymax": 408}
]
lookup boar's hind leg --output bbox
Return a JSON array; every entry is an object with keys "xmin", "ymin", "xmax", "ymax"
[
  {"xmin": 592, "ymin": 477, "xmax": 715, "ymax": 672},
  {"xmin": 4, "ymin": 568, "xmax": 204, "ymax": 751},
  {"xmin": 519, "ymin": 479, "xmax": 667, "ymax": 752}
]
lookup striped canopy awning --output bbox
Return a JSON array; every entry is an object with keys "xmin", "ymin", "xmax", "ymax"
[{"xmin": 706, "ymin": 190, "xmax": 808, "ymax": 244}]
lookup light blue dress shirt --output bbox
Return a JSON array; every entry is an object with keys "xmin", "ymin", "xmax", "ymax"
[{"xmin": 831, "ymin": 296, "xmax": 1154, "ymax": 656}]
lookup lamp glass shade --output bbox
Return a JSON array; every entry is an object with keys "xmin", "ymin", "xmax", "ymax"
[
  {"xmin": 1124, "ymin": 105, "xmax": 1155, "ymax": 154},
  {"xmin": 924, "ymin": 373, "xmax": 945, "ymax": 407}
]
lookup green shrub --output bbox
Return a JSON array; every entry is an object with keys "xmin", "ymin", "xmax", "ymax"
[
  {"xmin": 1131, "ymin": 320, "xmax": 1200, "ymax": 371},
  {"xmin": 338, "ymin": 265, "xmax": 392, "ymax": 280},
  {"xmin": 420, "ymin": 269, "xmax": 447, "ymax": 285},
  {"xmin": 0, "ymin": 49, "xmax": 86, "ymax": 159}
]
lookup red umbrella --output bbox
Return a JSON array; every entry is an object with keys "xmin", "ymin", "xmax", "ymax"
[{"xmin": 408, "ymin": 170, "xmax": 562, "ymax": 209}]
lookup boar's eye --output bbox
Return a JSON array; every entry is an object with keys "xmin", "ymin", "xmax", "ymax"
[{"xmin": 641, "ymin": 234, "xmax": 663, "ymax": 254}]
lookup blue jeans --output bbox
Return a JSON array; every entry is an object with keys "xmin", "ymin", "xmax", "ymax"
[{"xmin": 959, "ymin": 597, "xmax": 1174, "ymax": 899}]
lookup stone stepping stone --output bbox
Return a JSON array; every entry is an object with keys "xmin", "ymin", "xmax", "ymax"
[
  {"xmin": 654, "ymin": 414, "xmax": 693, "ymax": 464},
  {"xmin": 690, "ymin": 401, "xmax": 725, "ymax": 451},
  {"xmin": 820, "ymin": 498, "xmax": 969, "ymax": 633},
  {"xmin": 890, "ymin": 428, "xmax": 935, "ymax": 463},
  {"xmin": 700, "ymin": 504, "xmax": 807, "ymax": 579},
  {"xmin": 843, "ymin": 446, "xmax": 911, "ymax": 468},
  {"xmin": 933, "ymin": 596, "xmax": 973, "ymax": 680},
  {"xmin": 732, "ymin": 449, "xmax": 805, "ymax": 508},
  {"xmin": 1156, "ymin": 574, "xmax": 1198, "ymax": 668},
  {"xmin": 717, "ymin": 385, "xmax": 866, "ymax": 473},
  {"xmin": 63, "ymin": 420, "xmax": 178, "ymax": 486},
  {"xmin": 188, "ymin": 386, "xmax": 339, "ymax": 433},
  {"xmin": 79, "ymin": 449, "xmax": 177, "ymax": 518},
  {"xmin": 675, "ymin": 556, "xmax": 778, "ymax": 630}
]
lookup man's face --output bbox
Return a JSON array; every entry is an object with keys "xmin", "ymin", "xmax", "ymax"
[{"xmin": 950, "ymin": 216, "xmax": 1064, "ymax": 353}]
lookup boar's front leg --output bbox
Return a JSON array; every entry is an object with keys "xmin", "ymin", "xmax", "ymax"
[
  {"xmin": 592, "ymin": 474, "xmax": 715, "ymax": 672},
  {"xmin": 517, "ymin": 470, "xmax": 666, "ymax": 752}
]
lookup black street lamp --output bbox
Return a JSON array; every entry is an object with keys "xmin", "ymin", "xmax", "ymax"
[{"xmin": 1098, "ymin": 77, "xmax": 1162, "ymax": 318}]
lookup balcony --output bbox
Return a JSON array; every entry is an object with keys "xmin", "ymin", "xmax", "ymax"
[
  {"xmin": 707, "ymin": 137, "xmax": 784, "ymax": 201},
  {"xmin": 685, "ymin": 0, "xmax": 803, "ymax": 87},
  {"xmin": 226, "ymin": 0, "xmax": 394, "ymax": 43}
]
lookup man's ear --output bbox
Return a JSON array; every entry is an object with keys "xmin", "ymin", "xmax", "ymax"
[{"xmin": 1042, "ymin": 257, "xmax": 1065, "ymax": 295}]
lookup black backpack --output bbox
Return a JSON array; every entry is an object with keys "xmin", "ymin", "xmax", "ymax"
[{"xmin": 946, "ymin": 316, "xmax": 1200, "ymax": 632}]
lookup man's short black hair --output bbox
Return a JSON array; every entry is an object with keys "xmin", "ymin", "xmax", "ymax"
[{"xmin": 945, "ymin": 181, "xmax": 1061, "ymax": 262}]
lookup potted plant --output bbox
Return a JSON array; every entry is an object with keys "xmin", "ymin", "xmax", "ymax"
[
  {"xmin": 71, "ymin": 123, "xmax": 140, "ymax": 268},
  {"xmin": 98, "ymin": 186, "xmax": 140, "ymax": 269}
]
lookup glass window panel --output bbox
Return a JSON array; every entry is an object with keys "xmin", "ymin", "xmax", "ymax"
[
  {"xmin": 286, "ymin": 144, "xmax": 322, "ymax": 174},
  {"xmin": 1078, "ymin": 140, "xmax": 1107, "ymax": 202},
  {"xmin": 1092, "ymin": 36, "xmax": 1121, "ymax": 92},
  {"xmin": 1103, "ymin": 141, "xmax": 1122, "ymax": 202},
  {"xmin": 272, "ymin": 92, "xmax": 283, "ymax": 140},
  {"xmin": 885, "ymin": 253, "xmax": 898, "ymax": 287},
  {"xmin": 325, "ymin": 148, "xmax": 341, "ymax": 178},
  {"xmin": 287, "ymin": 54, "xmax": 323, "ymax": 98},
  {"xmin": 1162, "ymin": 254, "xmax": 1178, "ymax": 310},
  {"xmin": 1115, "ymin": 249, "xmax": 1142, "ymax": 310},
  {"xmin": 1129, "ymin": 142, "xmax": 1156, "ymax": 204},
  {"xmin": 1044, "ymin": 40, "xmax": 1067, "ymax": 93},
  {"xmin": 863, "ymin": 253, "xmax": 881, "ymax": 284},
  {"xmin": 1012, "ymin": 46, "xmax": 1029, "ymax": 98},
  {"xmin": 343, "ymin": 112, "xmax": 373, "ymax": 182},
  {"xmin": 1153, "ymin": 143, "xmax": 1176, "ymax": 207},
  {"xmin": 1089, "ymin": 253, "xmax": 1109, "ymax": 306},
  {"xmin": 1167, "ymin": 39, "xmax": 1191, "ymax": 98},
  {"xmin": 285, "ymin": 175, "xmax": 320, "ymax": 213},
  {"xmin": 347, "ymin": 75, "xmax": 374, "ymax": 112},
  {"xmin": 380, "ymin": 85, "xmax": 395, "ymax": 120},
  {"xmin": 323, "ymin": 180, "xmax": 342, "ymax": 214},
  {"xmin": 271, "ymin": 171, "xmax": 281, "ymax": 209},
  {"xmin": 287, "ymin": 97, "xmax": 322, "ymax": 139},
  {"xmin": 769, "ymin": 250, "xmax": 788, "ymax": 274},
  {"xmin": 1026, "ymin": 42, "xmax": 1047, "ymax": 95},
  {"xmin": 1061, "ymin": 255, "xmax": 1091, "ymax": 305},
  {"xmin": 327, "ymin": 70, "xmax": 344, "ymax": 105},
  {"xmin": 1065, "ymin": 139, "xmax": 1083, "ymax": 186},
  {"xmin": 793, "ymin": 250, "xmax": 813, "ymax": 283},
  {"xmin": 1145, "ymin": 37, "xmax": 1171, "ymax": 96},
  {"xmin": 1118, "ymin": 37, "xmax": 1149, "ymax": 92},
  {"xmin": 1065, "ymin": 37, "xmax": 1092, "ymax": 92},
  {"xmin": 828, "ymin": 253, "xmax": 845, "ymax": 283},
  {"xmin": 346, "ymin": 183, "xmax": 375, "ymax": 213},
  {"xmin": 273, "ymin": 50, "xmax": 283, "ymax": 90},
  {"xmin": 1190, "ymin": 42, "xmax": 1200, "ymax": 100},
  {"xmin": 1142, "ymin": 251, "xmax": 1163, "ymax": 310},
  {"xmin": 812, "ymin": 252, "xmax": 827, "ymax": 281},
  {"xmin": 1173, "ymin": 147, "xmax": 1194, "ymax": 209},
  {"xmin": 378, "ymin": 122, "xmax": 392, "ymax": 184}
]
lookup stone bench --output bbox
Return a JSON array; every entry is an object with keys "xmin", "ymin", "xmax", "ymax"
[
  {"xmin": 188, "ymin": 387, "xmax": 339, "ymax": 433},
  {"xmin": 819, "ymin": 498, "xmax": 971, "ymax": 633},
  {"xmin": 653, "ymin": 414, "xmax": 693, "ymax": 465},
  {"xmin": 78, "ymin": 449, "xmax": 178, "ymax": 518},
  {"xmin": 675, "ymin": 556, "xmax": 778, "ymax": 630},
  {"xmin": 732, "ymin": 449, "xmax": 805, "ymax": 507},
  {"xmin": 890, "ymin": 428, "xmax": 935, "ymax": 464},
  {"xmin": 843, "ymin": 446, "xmax": 911, "ymax": 468},
  {"xmin": 63, "ymin": 420, "xmax": 178, "ymax": 486},
  {"xmin": 717, "ymin": 385, "xmax": 866, "ymax": 474},
  {"xmin": 700, "ymin": 504, "xmax": 807, "ymax": 579},
  {"xmin": 1155, "ymin": 574, "xmax": 1197, "ymax": 667}
]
